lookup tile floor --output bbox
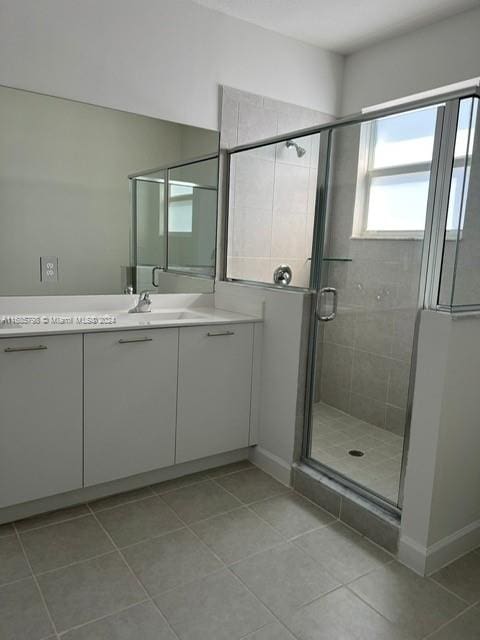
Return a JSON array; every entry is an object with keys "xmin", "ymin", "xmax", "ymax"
[
  {"xmin": 310, "ymin": 401, "xmax": 404, "ymax": 503},
  {"xmin": 0, "ymin": 461, "xmax": 479, "ymax": 639}
]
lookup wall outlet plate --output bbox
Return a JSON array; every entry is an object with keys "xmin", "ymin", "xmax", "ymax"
[{"xmin": 40, "ymin": 256, "xmax": 59, "ymax": 282}]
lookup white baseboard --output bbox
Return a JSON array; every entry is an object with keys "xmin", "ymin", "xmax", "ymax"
[
  {"xmin": 399, "ymin": 518, "xmax": 480, "ymax": 575},
  {"xmin": 0, "ymin": 447, "xmax": 251, "ymax": 525},
  {"xmin": 398, "ymin": 536, "xmax": 429, "ymax": 575},
  {"xmin": 248, "ymin": 446, "xmax": 292, "ymax": 486}
]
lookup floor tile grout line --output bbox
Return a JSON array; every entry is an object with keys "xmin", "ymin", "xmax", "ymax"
[
  {"xmin": 208, "ymin": 475, "xmax": 295, "ymax": 542},
  {"xmin": 197, "ymin": 473, "xmax": 357, "ymax": 630},
  {"xmin": 6, "ymin": 466, "xmax": 273, "ymax": 588},
  {"xmin": 9, "ymin": 460, "xmax": 471, "ymax": 640},
  {"xmin": 149, "ymin": 463, "xmax": 256, "ymax": 498},
  {"xmin": 25, "ymin": 549, "xmax": 119, "ymax": 580},
  {"xmin": 148, "ymin": 481, "xmax": 286, "ymax": 573},
  {"xmin": 85, "ymin": 503, "xmax": 183, "ymax": 640},
  {"xmin": 427, "ymin": 574, "xmax": 472, "ymax": 605},
  {"xmin": 143, "ymin": 490, "xmax": 297, "ymax": 637},
  {"xmin": 421, "ymin": 601, "xmax": 479, "ymax": 639},
  {"xmin": 343, "ymin": 581, "xmax": 418, "ymax": 635},
  {"xmin": 148, "ymin": 485, "xmax": 304, "ymax": 637},
  {"xmin": 344, "ymin": 579, "xmax": 469, "ymax": 639},
  {"xmin": 5, "ymin": 462, "xmax": 255, "ymax": 534},
  {"xmin": 324, "ymin": 516, "xmax": 399, "ymax": 561},
  {"xmin": 287, "ymin": 526, "xmax": 395, "ymax": 586},
  {"xmin": 14, "ymin": 511, "xmax": 91, "ymax": 535},
  {"xmin": 160, "ymin": 502, "xmax": 245, "ymax": 528},
  {"xmin": 211, "ymin": 465, "xmax": 350, "ymax": 545},
  {"xmin": 56, "ymin": 599, "xmax": 152, "ymax": 637},
  {"xmin": 89, "ymin": 490, "xmax": 159, "ymax": 514},
  {"xmin": 13, "ymin": 521, "xmax": 61, "ymax": 640},
  {"xmin": 0, "ymin": 573, "xmax": 44, "ymax": 590},
  {"xmin": 236, "ymin": 620, "xmax": 290, "ymax": 640},
  {"xmin": 209, "ymin": 479, "xmax": 291, "ymax": 510},
  {"xmin": 113, "ymin": 524, "xmax": 186, "ymax": 553},
  {"xmin": 16, "ymin": 512, "xmax": 95, "ymax": 537},
  {"xmin": 255, "ymin": 462, "xmax": 398, "ymax": 557},
  {"xmin": 244, "ymin": 497, "xmax": 340, "ymax": 545}
]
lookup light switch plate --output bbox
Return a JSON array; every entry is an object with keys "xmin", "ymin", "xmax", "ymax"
[{"xmin": 40, "ymin": 256, "xmax": 59, "ymax": 282}]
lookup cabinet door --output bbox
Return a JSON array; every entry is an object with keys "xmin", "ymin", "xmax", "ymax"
[
  {"xmin": 0, "ymin": 334, "xmax": 83, "ymax": 508},
  {"xmin": 176, "ymin": 323, "xmax": 254, "ymax": 463},
  {"xmin": 84, "ymin": 328, "xmax": 178, "ymax": 486}
]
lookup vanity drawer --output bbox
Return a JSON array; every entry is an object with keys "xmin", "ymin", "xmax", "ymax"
[
  {"xmin": 176, "ymin": 323, "xmax": 254, "ymax": 463},
  {"xmin": 84, "ymin": 328, "xmax": 178, "ymax": 486},
  {"xmin": 0, "ymin": 334, "xmax": 83, "ymax": 508}
]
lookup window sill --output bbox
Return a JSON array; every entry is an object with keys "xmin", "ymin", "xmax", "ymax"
[
  {"xmin": 351, "ymin": 232, "xmax": 461, "ymax": 241},
  {"xmin": 350, "ymin": 234, "xmax": 424, "ymax": 241}
]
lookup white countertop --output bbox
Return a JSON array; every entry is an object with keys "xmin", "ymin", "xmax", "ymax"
[{"xmin": 0, "ymin": 306, "xmax": 263, "ymax": 338}]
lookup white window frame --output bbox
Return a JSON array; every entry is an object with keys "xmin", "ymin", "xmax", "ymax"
[
  {"xmin": 352, "ymin": 121, "xmax": 434, "ymax": 240},
  {"xmin": 352, "ymin": 120, "xmax": 469, "ymax": 241}
]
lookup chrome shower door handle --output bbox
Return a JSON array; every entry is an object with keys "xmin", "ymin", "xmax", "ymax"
[
  {"xmin": 316, "ymin": 287, "xmax": 338, "ymax": 322},
  {"xmin": 152, "ymin": 266, "xmax": 163, "ymax": 287}
]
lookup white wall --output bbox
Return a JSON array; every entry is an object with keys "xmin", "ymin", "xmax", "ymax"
[
  {"xmin": 341, "ymin": 6, "xmax": 480, "ymax": 115},
  {"xmin": 215, "ymin": 281, "xmax": 309, "ymax": 481},
  {"xmin": 400, "ymin": 311, "xmax": 480, "ymax": 574},
  {"xmin": 0, "ymin": 0, "xmax": 343, "ymax": 130}
]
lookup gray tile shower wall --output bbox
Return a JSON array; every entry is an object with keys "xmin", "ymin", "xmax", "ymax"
[
  {"xmin": 317, "ymin": 125, "xmax": 423, "ymax": 436},
  {"xmin": 221, "ymin": 86, "xmax": 332, "ymax": 288}
]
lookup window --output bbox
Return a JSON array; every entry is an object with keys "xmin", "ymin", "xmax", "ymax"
[
  {"xmin": 168, "ymin": 183, "xmax": 193, "ymax": 233},
  {"xmin": 353, "ymin": 107, "xmax": 438, "ymax": 238},
  {"xmin": 354, "ymin": 103, "xmax": 478, "ymax": 239}
]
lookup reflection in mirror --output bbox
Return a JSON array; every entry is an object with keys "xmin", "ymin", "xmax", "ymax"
[
  {"xmin": 168, "ymin": 157, "xmax": 218, "ymax": 277},
  {"xmin": 0, "ymin": 85, "xmax": 219, "ymax": 296},
  {"xmin": 135, "ymin": 173, "xmax": 165, "ymax": 271},
  {"xmin": 132, "ymin": 155, "xmax": 218, "ymax": 293}
]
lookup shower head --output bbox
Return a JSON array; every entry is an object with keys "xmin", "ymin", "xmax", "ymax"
[{"xmin": 286, "ymin": 139, "xmax": 306, "ymax": 158}]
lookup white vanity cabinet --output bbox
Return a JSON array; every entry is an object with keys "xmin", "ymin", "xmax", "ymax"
[
  {"xmin": 0, "ymin": 334, "xmax": 83, "ymax": 508},
  {"xmin": 83, "ymin": 328, "xmax": 178, "ymax": 486},
  {"xmin": 176, "ymin": 323, "xmax": 254, "ymax": 463}
]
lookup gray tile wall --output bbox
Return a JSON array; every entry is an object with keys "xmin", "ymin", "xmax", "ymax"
[
  {"xmin": 222, "ymin": 86, "xmax": 332, "ymax": 288},
  {"xmin": 317, "ymin": 125, "xmax": 423, "ymax": 436}
]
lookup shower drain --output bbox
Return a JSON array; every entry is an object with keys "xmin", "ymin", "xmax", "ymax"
[{"xmin": 348, "ymin": 449, "xmax": 365, "ymax": 457}]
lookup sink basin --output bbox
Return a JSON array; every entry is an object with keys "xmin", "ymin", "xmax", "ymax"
[{"xmin": 118, "ymin": 310, "xmax": 207, "ymax": 324}]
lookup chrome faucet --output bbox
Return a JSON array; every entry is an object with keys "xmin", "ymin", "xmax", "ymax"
[{"xmin": 129, "ymin": 289, "xmax": 152, "ymax": 313}]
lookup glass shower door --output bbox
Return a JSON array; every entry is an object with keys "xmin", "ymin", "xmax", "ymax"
[{"xmin": 307, "ymin": 105, "xmax": 443, "ymax": 507}]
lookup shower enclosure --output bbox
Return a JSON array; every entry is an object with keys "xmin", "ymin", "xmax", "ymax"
[{"xmin": 225, "ymin": 86, "xmax": 480, "ymax": 512}]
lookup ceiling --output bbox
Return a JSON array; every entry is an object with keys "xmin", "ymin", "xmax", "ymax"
[{"xmin": 191, "ymin": 0, "xmax": 480, "ymax": 54}]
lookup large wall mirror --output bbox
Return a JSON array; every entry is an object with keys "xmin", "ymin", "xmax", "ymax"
[{"xmin": 0, "ymin": 85, "xmax": 219, "ymax": 296}]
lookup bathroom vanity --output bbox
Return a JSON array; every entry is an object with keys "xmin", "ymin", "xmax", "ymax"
[{"xmin": 0, "ymin": 303, "xmax": 262, "ymax": 513}]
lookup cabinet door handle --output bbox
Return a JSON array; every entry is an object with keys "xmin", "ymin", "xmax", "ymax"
[
  {"xmin": 4, "ymin": 345, "xmax": 48, "ymax": 353},
  {"xmin": 118, "ymin": 336, "xmax": 153, "ymax": 344},
  {"xmin": 207, "ymin": 331, "xmax": 235, "ymax": 337}
]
